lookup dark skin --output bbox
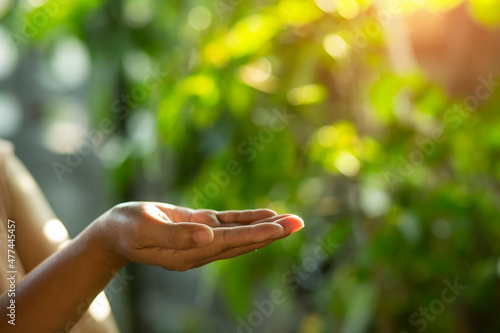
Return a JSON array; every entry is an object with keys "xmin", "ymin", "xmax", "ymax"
[{"xmin": 0, "ymin": 149, "xmax": 304, "ymax": 333}]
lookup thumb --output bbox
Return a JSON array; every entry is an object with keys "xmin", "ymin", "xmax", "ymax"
[{"xmin": 147, "ymin": 222, "xmax": 214, "ymax": 249}]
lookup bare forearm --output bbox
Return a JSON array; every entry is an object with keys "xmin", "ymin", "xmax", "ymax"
[
  {"xmin": 0, "ymin": 221, "xmax": 123, "ymax": 332},
  {"xmin": 0, "ymin": 200, "xmax": 304, "ymax": 332}
]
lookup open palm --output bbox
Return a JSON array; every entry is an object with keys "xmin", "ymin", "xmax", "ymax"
[{"xmin": 99, "ymin": 202, "xmax": 304, "ymax": 271}]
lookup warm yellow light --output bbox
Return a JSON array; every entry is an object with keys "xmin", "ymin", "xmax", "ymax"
[
  {"xmin": 183, "ymin": 75, "xmax": 216, "ymax": 97},
  {"xmin": 204, "ymin": 41, "xmax": 229, "ymax": 67},
  {"xmin": 240, "ymin": 58, "xmax": 272, "ymax": 83},
  {"xmin": 245, "ymin": 14, "xmax": 264, "ymax": 33},
  {"xmin": 43, "ymin": 219, "xmax": 69, "ymax": 243},
  {"xmin": 337, "ymin": 0, "xmax": 359, "ymax": 20},
  {"xmin": 314, "ymin": 0, "xmax": 337, "ymax": 13},
  {"xmin": 238, "ymin": 58, "xmax": 277, "ymax": 93},
  {"xmin": 317, "ymin": 126, "xmax": 339, "ymax": 147},
  {"xmin": 334, "ymin": 151, "xmax": 360, "ymax": 177},
  {"xmin": 287, "ymin": 84, "xmax": 326, "ymax": 105},
  {"xmin": 89, "ymin": 292, "xmax": 112, "ymax": 322},
  {"xmin": 58, "ymin": 240, "xmax": 71, "ymax": 250},
  {"xmin": 323, "ymin": 33, "xmax": 350, "ymax": 60}
]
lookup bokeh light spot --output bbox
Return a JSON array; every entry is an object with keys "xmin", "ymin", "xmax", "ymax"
[
  {"xmin": 334, "ymin": 151, "xmax": 360, "ymax": 177},
  {"xmin": 0, "ymin": 93, "xmax": 22, "ymax": 137},
  {"xmin": 314, "ymin": 0, "xmax": 337, "ymax": 13},
  {"xmin": 317, "ymin": 126, "xmax": 339, "ymax": 147},
  {"xmin": 44, "ymin": 121, "xmax": 86, "ymax": 154},
  {"xmin": 0, "ymin": 26, "xmax": 18, "ymax": 80},
  {"xmin": 43, "ymin": 219, "xmax": 69, "ymax": 243},
  {"xmin": 89, "ymin": 292, "xmax": 112, "ymax": 322},
  {"xmin": 360, "ymin": 186, "xmax": 391, "ymax": 218},
  {"xmin": 287, "ymin": 84, "xmax": 326, "ymax": 105},
  {"xmin": 50, "ymin": 37, "xmax": 91, "ymax": 89},
  {"xmin": 337, "ymin": 0, "xmax": 360, "ymax": 19},
  {"xmin": 123, "ymin": 0, "xmax": 154, "ymax": 27},
  {"xmin": 188, "ymin": 6, "xmax": 212, "ymax": 30},
  {"xmin": 27, "ymin": 0, "xmax": 49, "ymax": 8},
  {"xmin": 323, "ymin": 33, "xmax": 350, "ymax": 60}
]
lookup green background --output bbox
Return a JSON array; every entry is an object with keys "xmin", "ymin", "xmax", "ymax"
[{"xmin": 1, "ymin": 0, "xmax": 500, "ymax": 332}]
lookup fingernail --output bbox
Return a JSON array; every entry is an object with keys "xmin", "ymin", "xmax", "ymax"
[
  {"xmin": 291, "ymin": 224, "xmax": 304, "ymax": 233},
  {"xmin": 193, "ymin": 229, "xmax": 212, "ymax": 245}
]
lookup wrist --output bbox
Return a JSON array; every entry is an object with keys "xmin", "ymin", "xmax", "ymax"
[{"xmin": 87, "ymin": 212, "xmax": 129, "ymax": 272}]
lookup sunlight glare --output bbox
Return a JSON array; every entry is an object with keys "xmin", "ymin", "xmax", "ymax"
[
  {"xmin": 337, "ymin": 0, "xmax": 359, "ymax": 20},
  {"xmin": 323, "ymin": 33, "xmax": 350, "ymax": 60},
  {"xmin": 89, "ymin": 292, "xmax": 112, "ymax": 322},
  {"xmin": 334, "ymin": 151, "xmax": 360, "ymax": 177},
  {"xmin": 43, "ymin": 219, "xmax": 69, "ymax": 243},
  {"xmin": 314, "ymin": 0, "xmax": 337, "ymax": 13}
]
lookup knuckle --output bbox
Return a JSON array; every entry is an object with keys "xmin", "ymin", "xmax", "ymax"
[
  {"xmin": 165, "ymin": 233, "xmax": 179, "ymax": 248},
  {"xmin": 194, "ymin": 209, "xmax": 218, "ymax": 225},
  {"xmin": 219, "ymin": 229, "xmax": 235, "ymax": 251},
  {"xmin": 131, "ymin": 215, "xmax": 149, "ymax": 238},
  {"xmin": 110, "ymin": 202, "xmax": 145, "ymax": 224}
]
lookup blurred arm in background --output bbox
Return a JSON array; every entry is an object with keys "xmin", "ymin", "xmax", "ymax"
[{"xmin": 0, "ymin": 140, "xmax": 120, "ymax": 333}]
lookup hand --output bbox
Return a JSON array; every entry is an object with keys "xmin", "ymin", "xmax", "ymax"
[{"xmin": 92, "ymin": 202, "xmax": 304, "ymax": 271}]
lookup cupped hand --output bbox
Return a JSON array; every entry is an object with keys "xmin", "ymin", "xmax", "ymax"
[{"xmin": 94, "ymin": 202, "xmax": 304, "ymax": 271}]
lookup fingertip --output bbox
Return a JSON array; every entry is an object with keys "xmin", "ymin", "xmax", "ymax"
[
  {"xmin": 289, "ymin": 215, "xmax": 305, "ymax": 233},
  {"xmin": 291, "ymin": 224, "xmax": 304, "ymax": 233},
  {"xmin": 275, "ymin": 215, "xmax": 305, "ymax": 234},
  {"xmin": 192, "ymin": 225, "xmax": 214, "ymax": 246}
]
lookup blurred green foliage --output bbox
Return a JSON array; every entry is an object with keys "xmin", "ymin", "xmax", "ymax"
[{"xmin": 2, "ymin": 0, "xmax": 500, "ymax": 332}]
